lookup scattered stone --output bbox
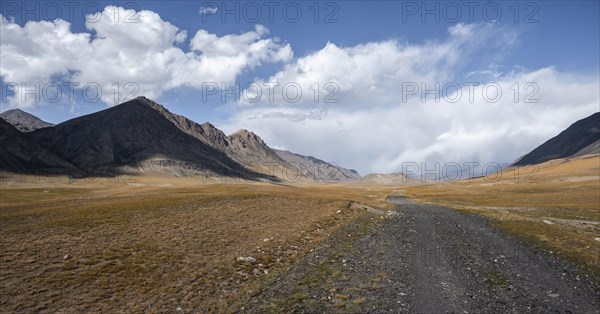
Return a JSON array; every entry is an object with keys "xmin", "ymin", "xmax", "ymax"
[{"xmin": 237, "ymin": 256, "xmax": 256, "ymax": 263}]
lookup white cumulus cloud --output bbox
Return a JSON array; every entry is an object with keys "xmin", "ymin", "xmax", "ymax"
[
  {"xmin": 0, "ymin": 6, "xmax": 291, "ymax": 107},
  {"xmin": 239, "ymin": 23, "xmax": 517, "ymax": 107}
]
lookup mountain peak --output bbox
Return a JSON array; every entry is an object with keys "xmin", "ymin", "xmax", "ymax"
[
  {"xmin": 133, "ymin": 95, "xmax": 155, "ymax": 103},
  {"xmin": 128, "ymin": 96, "xmax": 167, "ymax": 111},
  {"xmin": 28, "ymin": 97, "xmax": 258, "ymax": 178},
  {"xmin": 231, "ymin": 129, "xmax": 254, "ymax": 136},
  {"xmin": 0, "ymin": 108, "xmax": 54, "ymax": 132},
  {"xmin": 3, "ymin": 108, "xmax": 25, "ymax": 114},
  {"xmin": 201, "ymin": 122, "xmax": 221, "ymax": 132},
  {"xmin": 229, "ymin": 129, "xmax": 267, "ymax": 146}
]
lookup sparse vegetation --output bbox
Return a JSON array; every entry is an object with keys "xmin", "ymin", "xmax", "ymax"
[
  {"xmin": 0, "ymin": 178, "xmax": 391, "ymax": 313},
  {"xmin": 484, "ymin": 271, "xmax": 512, "ymax": 288},
  {"xmin": 2, "ymin": 156, "xmax": 598, "ymax": 312}
]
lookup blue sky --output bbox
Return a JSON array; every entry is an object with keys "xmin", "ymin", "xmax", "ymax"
[{"xmin": 1, "ymin": 1, "xmax": 599, "ymax": 174}]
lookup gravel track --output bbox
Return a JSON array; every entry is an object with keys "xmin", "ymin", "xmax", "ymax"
[{"xmin": 245, "ymin": 196, "xmax": 599, "ymax": 313}]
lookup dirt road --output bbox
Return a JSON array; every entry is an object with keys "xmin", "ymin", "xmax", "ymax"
[{"xmin": 245, "ymin": 196, "xmax": 599, "ymax": 313}]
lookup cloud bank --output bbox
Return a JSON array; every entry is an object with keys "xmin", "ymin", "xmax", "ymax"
[{"xmin": 223, "ymin": 25, "xmax": 598, "ymax": 174}]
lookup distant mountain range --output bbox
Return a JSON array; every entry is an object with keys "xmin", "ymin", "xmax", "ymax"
[
  {"xmin": 2, "ymin": 98, "xmax": 597, "ymax": 182},
  {"xmin": 273, "ymin": 149, "xmax": 361, "ymax": 182},
  {"xmin": 359, "ymin": 173, "xmax": 419, "ymax": 185},
  {"xmin": 0, "ymin": 109, "xmax": 54, "ymax": 132},
  {"xmin": 0, "ymin": 97, "xmax": 360, "ymax": 182},
  {"xmin": 513, "ymin": 112, "xmax": 600, "ymax": 166}
]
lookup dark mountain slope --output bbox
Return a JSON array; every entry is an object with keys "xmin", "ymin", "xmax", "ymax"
[
  {"xmin": 132, "ymin": 97, "xmax": 290, "ymax": 172},
  {"xmin": 513, "ymin": 112, "xmax": 600, "ymax": 166},
  {"xmin": 0, "ymin": 118, "xmax": 78, "ymax": 174},
  {"xmin": 29, "ymin": 97, "xmax": 265, "ymax": 178}
]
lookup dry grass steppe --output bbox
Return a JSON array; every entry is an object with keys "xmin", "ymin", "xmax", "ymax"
[
  {"xmin": 0, "ymin": 175, "xmax": 394, "ymax": 313},
  {"xmin": 2, "ymin": 155, "xmax": 599, "ymax": 312}
]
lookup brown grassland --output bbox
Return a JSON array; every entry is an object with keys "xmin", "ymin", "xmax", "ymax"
[
  {"xmin": 401, "ymin": 155, "xmax": 600, "ymax": 277},
  {"xmin": 0, "ymin": 175, "xmax": 395, "ymax": 313},
  {"xmin": 1, "ymin": 155, "xmax": 598, "ymax": 312}
]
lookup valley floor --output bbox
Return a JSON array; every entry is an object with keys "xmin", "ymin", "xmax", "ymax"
[
  {"xmin": 1, "ymin": 156, "xmax": 599, "ymax": 313},
  {"xmin": 0, "ymin": 180, "xmax": 392, "ymax": 312}
]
